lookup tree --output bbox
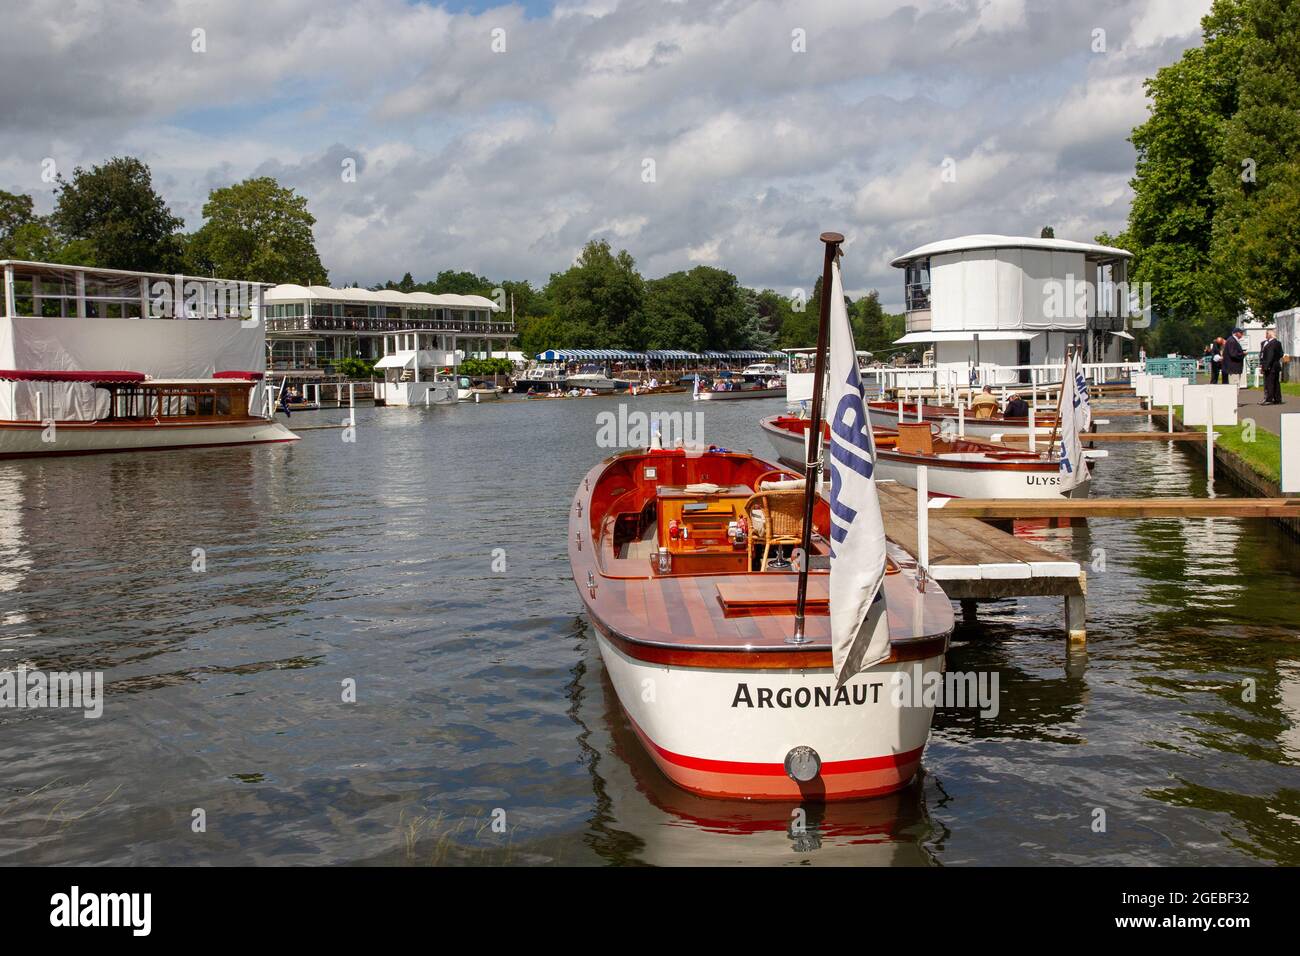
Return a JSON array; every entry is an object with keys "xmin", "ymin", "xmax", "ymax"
[
  {"xmin": 642, "ymin": 266, "xmax": 751, "ymax": 351},
  {"xmin": 1123, "ymin": 1, "xmax": 1247, "ymax": 337},
  {"xmin": 1039, "ymin": 226, "xmax": 1055, "ymax": 239},
  {"xmin": 544, "ymin": 239, "xmax": 645, "ymax": 347},
  {"xmin": 516, "ymin": 313, "xmax": 580, "ymax": 358},
  {"xmin": 1209, "ymin": 0, "xmax": 1300, "ymax": 318},
  {"xmin": 51, "ymin": 156, "xmax": 183, "ymax": 271},
  {"xmin": 187, "ymin": 176, "xmax": 327, "ymax": 284},
  {"xmin": 427, "ymin": 270, "xmax": 493, "ymax": 296}
]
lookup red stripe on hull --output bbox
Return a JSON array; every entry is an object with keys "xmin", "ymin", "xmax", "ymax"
[{"xmin": 626, "ymin": 715, "xmax": 923, "ymax": 802}]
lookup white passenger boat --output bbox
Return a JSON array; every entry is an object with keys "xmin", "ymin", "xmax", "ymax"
[{"xmin": 0, "ymin": 369, "xmax": 298, "ymax": 459}]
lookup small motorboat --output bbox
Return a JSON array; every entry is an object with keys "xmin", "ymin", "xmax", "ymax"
[
  {"xmin": 456, "ymin": 376, "xmax": 502, "ymax": 402},
  {"xmin": 694, "ymin": 373, "xmax": 787, "ymax": 401},
  {"xmin": 566, "ymin": 366, "xmax": 618, "ymax": 394},
  {"xmin": 867, "ymin": 400, "xmax": 1056, "ymax": 439},
  {"xmin": 760, "ymin": 415, "xmax": 1095, "ymax": 499},
  {"xmin": 570, "ymin": 231, "xmax": 954, "ymax": 803},
  {"xmin": 569, "ymin": 445, "xmax": 952, "ymax": 800},
  {"xmin": 0, "ymin": 369, "xmax": 298, "ymax": 459}
]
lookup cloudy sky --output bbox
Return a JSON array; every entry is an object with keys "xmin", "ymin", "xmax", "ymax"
[{"xmin": 1, "ymin": 0, "xmax": 1211, "ymax": 308}]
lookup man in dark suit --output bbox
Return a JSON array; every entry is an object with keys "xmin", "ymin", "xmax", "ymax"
[
  {"xmin": 1260, "ymin": 330, "xmax": 1284, "ymax": 405},
  {"xmin": 1003, "ymin": 393, "xmax": 1030, "ymax": 418},
  {"xmin": 1222, "ymin": 328, "xmax": 1246, "ymax": 389},
  {"xmin": 1208, "ymin": 339, "xmax": 1223, "ymax": 384}
]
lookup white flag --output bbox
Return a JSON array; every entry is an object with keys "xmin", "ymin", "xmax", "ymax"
[
  {"xmin": 1057, "ymin": 352, "xmax": 1090, "ymax": 489},
  {"xmin": 824, "ymin": 260, "xmax": 890, "ymax": 684}
]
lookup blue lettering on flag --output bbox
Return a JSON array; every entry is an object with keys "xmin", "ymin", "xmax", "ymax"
[{"xmin": 828, "ymin": 364, "xmax": 877, "ymax": 559}]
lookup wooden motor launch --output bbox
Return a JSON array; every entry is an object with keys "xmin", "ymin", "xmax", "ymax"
[
  {"xmin": 866, "ymin": 399, "xmax": 1056, "ymax": 440},
  {"xmin": 0, "ymin": 369, "xmax": 298, "ymax": 459},
  {"xmin": 568, "ymin": 234, "xmax": 952, "ymax": 801},
  {"xmin": 759, "ymin": 415, "xmax": 1096, "ymax": 500}
]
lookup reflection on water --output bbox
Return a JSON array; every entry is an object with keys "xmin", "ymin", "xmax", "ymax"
[{"xmin": 0, "ymin": 394, "xmax": 1297, "ymax": 865}]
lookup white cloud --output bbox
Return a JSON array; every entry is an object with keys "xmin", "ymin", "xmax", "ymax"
[{"xmin": 0, "ymin": 0, "xmax": 1214, "ymax": 309}]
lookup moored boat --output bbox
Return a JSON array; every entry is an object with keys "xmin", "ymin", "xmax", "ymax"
[
  {"xmin": 867, "ymin": 399, "xmax": 1056, "ymax": 439},
  {"xmin": 569, "ymin": 445, "xmax": 952, "ymax": 800},
  {"xmin": 0, "ymin": 369, "xmax": 298, "ymax": 459},
  {"xmin": 760, "ymin": 414, "xmax": 1094, "ymax": 499}
]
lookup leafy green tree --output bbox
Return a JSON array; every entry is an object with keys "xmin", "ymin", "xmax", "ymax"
[
  {"xmin": 51, "ymin": 157, "xmax": 183, "ymax": 271},
  {"xmin": 332, "ymin": 356, "xmax": 377, "ymax": 379},
  {"xmin": 516, "ymin": 314, "xmax": 580, "ymax": 358},
  {"xmin": 544, "ymin": 239, "xmax": 645, "ymax": 347},
  {"xmin": 188, "ymin": 176, "xmax": 327, "ymax": 284},
  {"xmin": 1124, "ymin": 1, "xmax": 1247, "ymax": 336},
  {"xmin": 426, "ymin": 270, "xmax": 493, "ymax": 296},
  {"xmin": 642, "ymin": 266, "xmax": 750, "ymax": 351},
  {"xmin": 1209, "ymin": 0, "xmax": 1300, "ymax": 317}
]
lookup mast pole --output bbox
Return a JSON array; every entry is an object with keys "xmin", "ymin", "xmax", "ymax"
[
  {"xmin": 791, "ymin": 231, "xmax": 843, "ymax": 644},
  {"xmin": 1046, "ymin": 343, "xmax": 1072, "ymax": 457}
]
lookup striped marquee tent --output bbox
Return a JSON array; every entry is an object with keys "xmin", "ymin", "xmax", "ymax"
[
  {"xmin": 534, "ymin": 348, "xmax": 785, "ymax": 362},
  {"xmin": 535, "ymin": 349, "xmax": 641, "ymax": 362}
]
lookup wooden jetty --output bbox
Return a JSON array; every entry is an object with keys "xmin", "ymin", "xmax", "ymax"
[
  {"xmin": 930, "ymin": 497, "xmax": 1300, "ymax": 520},
  {"xmin": 875, "ymin": 482, "xmax": 1088, "ymax": 643}
]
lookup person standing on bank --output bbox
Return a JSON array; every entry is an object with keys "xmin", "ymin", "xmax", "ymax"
[
  {"xmin": 1260, "ymin": 329, "xmax": 1284, "ymax": 405},
  {"xmin": 1208, "ymin": 338, "xmax": 1224, "ymax": 384},
  {"xmin": 1222, "ymin": 328, "xmax": 1247, "ymax": 391}
]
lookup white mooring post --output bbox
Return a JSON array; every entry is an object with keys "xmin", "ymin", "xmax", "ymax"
[
  {"xmin": 916, "ymin": 465, "xmax": 929, "ymax": 575},
  {"xmin": 1205, "ymin": 394, "xmax": 1215, "ymax": 484},
  {"xmin": 349, "ymin": 383, "xmax": 356, "ymax": 427},
  {"xmin": 1029, "ymin": 408, "xmax": 1037, "ymax": 452},
  {"xmin": 897, "ymin": 397, "xmax": 904, "ymax": 424},
  {"xmin": 958, "ymin": 403, "xmax": 965, "ymax": 437},
  {"xmin": 1168, "ymin": 399, "xmax": 1174, "ymax": 435}
]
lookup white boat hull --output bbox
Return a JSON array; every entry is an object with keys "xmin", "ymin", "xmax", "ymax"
[
  {"xmin": 593, "ymin": 620, "xmax": 943, "ymax": 801},
  {"xmin": 457, "ymin": 387, "xmax": 501, "ymax": 402},
  {"xmin": 763, "ymin": 419, "xmax": 1089, "ymax": 499},
  {"xmin": 0, "ymin": 419, "xmax": 298, "ymax": 459}
]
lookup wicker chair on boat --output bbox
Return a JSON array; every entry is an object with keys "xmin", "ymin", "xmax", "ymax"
[{"xmin": 743, "ymin": 489, "xmax": 805, "ymax": 571}]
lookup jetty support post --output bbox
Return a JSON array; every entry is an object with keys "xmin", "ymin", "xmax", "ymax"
[
  {"xmin": 1206, "ymin": 394, "xmax": 1215, "ymax": 484},
  {"xmin": 1065, "ymin": 573, "xmax": 1087, "ymax": 644}
]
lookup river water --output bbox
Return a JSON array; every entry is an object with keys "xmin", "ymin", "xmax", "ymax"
[{"xmin": 1, "ymin": 392, "xmax": 1297, "ymax": 865}]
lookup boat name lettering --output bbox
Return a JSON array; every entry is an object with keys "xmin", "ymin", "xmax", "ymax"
[{"xmin": 730, "ymin": 682, "xmax": 884, "ymax": 708}]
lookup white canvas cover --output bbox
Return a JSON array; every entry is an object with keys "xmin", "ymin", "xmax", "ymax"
[{"xmin": 0, "ymin": 316, "xmax": 265, "ymax": 420}]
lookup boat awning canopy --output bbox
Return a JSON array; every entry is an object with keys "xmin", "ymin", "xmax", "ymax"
[
  {"xmin": 893, "ymin": 331, "xmax": 1040, "ymax": 344},
  {"xmin": 375, "ymin": 352, "xmax": 415, "ymax": 369},
  {"xmin": 215, "ymin": 370, "xmax": 264, "ymax": 381},
  {"xmin": 535, "ymin": 348, "xmax": 642, "ymax": 361},
  {"xmin": 1107, "ymin": 329, "xmax": 1136, "ymax": 340},
  {"xmin": 0, "ymin": 369, "xmax": 146, "ymax": 383}
]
